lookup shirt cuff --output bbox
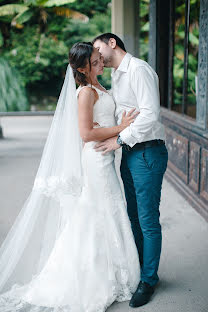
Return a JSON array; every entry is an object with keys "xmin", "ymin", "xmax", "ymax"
[{"xmin": 119, "ymin": 127, "xmax": 138, "ymax": 147}]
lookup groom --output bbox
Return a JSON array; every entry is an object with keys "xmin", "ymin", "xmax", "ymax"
[{"xmin": 92, "ymin": 33, "xmax": 168, "ymax": 308}]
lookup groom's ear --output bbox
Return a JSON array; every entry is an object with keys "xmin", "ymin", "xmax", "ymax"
[
  {"xmin": 108, "ymin": 38, "xmax": 116, "ymax": 49},
  {"xmin": 77, "ymin": 67, "xmax": 86, "ymax": 74}
]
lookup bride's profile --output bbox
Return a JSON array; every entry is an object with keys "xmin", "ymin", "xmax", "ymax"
[{"xmin": 0, "ymin": 42, "xmax": 139, "ymax": 312}]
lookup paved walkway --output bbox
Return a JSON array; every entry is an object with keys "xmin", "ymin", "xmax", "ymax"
[{"xmin": 0, "ymin": 116, "xmax": 208, "ymax": 312}]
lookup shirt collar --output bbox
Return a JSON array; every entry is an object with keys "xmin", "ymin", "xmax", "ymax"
[{"xmin": 111, "ymin": 52, "xmax": 132, "ymax": 77}]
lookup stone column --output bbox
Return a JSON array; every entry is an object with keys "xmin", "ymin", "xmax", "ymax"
[{"xmin": 111, "ymin": 0, "xmax": 140, "ymax": 57}]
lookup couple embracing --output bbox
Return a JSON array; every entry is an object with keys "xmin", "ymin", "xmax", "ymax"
[{"xmin": 0, "ymin": 33, "xmax": 168, "ymax": 312}]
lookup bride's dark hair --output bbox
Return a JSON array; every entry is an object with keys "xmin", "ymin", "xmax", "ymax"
[{"xmin": 69, "ymin": 42, "xmax": 93, "ymax": 86}]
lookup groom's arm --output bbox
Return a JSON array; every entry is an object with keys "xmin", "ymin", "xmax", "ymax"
[
  {"xmin": 94, "ymin": 66, "xmax": 160, "ymax": 154},
  {"xmin": 119, "ymin": 66, "xmax": 160, "ymax": 147}
]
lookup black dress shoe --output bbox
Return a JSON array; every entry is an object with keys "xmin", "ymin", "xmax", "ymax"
[{"xmin": 129, "ymin": 281, "xmax": 154, "ymax": 308}]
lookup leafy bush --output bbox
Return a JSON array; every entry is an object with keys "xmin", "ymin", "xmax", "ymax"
[
  {"xmin": 1, "ymin": 5, "xmax": 111, "ymax": 110},
  {"xmin": 0, "ymin": 0, "xmax": 111, "ymax": 110},
  {"xmin": 0, "ymin": 57, "xmax": 28, "ymax": 111}
]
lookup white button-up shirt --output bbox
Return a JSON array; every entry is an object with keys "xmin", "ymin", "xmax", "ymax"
[{"xmin": 111, "ymin": 53, "xmax": 166, "ymax": 147}]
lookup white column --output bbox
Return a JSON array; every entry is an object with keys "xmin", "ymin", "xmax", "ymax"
[{"xmin": 111, "ymin": 0, "xmax": 140, "ymax": 57}]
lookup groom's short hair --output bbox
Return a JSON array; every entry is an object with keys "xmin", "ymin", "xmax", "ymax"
[{"xmin": 92, "ymin": 33, "xmax": 126, "ymax": 52}]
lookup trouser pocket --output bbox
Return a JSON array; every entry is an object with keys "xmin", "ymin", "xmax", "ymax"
[{"xmin": 142, "ymin": 145, "xmax": 168, "ymax": 172}]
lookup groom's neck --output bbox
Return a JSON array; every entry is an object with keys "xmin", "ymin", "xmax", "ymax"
[{"xmin": 113, "ymin": 50, "xmax": 127, "ymax": 70}]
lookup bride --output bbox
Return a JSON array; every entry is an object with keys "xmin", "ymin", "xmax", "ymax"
[{"xmin": 0, "ymin": 42, "xmax": 140, "ymax": 312}]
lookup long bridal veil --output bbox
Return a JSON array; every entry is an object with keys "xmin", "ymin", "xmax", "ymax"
[{"xmin": 0, "ymin": 65, "xmax": 83, "ymax": 293}]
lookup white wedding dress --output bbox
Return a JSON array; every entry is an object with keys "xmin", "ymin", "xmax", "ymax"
[{"xmin": 0, "ymin": 85, "xmax": 139, "ymax": 312}]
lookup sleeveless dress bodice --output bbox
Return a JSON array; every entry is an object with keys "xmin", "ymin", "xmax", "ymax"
[{"xmin": 76, "ymin": 85, "xmax": 116, "ymax": 128}]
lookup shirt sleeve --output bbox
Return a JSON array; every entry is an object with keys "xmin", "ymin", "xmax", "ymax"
[{"xmin": 119, "ymin": 66, "xmax": 161, "ymax": 147}]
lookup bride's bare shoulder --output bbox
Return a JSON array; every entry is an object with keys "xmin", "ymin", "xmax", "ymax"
[{"xmin": 77, "ymin": 86, "xmax": 98, "ymax": 104}]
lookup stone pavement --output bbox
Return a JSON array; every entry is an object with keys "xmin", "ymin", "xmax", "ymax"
[{"xmin": 0, "ymin": 116, "xmax": 208, "ymax": 312}]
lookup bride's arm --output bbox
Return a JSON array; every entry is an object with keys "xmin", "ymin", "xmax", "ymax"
[{"xmin": 78, "ymin": 87, "xmax": 138, "ymax": 143}]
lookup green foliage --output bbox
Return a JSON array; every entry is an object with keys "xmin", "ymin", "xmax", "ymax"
[
  {"xmin": 173, "ymin": 0, "xmax": 200, "ymax": 113},
  {"xmin": 14, "ymin": 8, "xmax": 33, "ymax": 24},
  {"xmin": 67, "ymin": 0, "xmax": 111, "ymax": 18},
  {"xmin": 3, "ymin": 26, "xmax": 68, "ymax": 85},
  {"xmin": 139, "ymin": 0, "xmax": 149, "ymax": 61},
  {"xmin": 0, "ymin": 0, "xmax": 111, "ymax": 110},
  {"xmin": 0, "ymin": 57, "xmax": 28, "ymax": 112},
  {"xmin": 42, "ymin": 0, "xmax": 76, "ymax": 7},
  {"xmin": 0, "ymin": 1, "xmax": 76, "ymax": 23},
  {"xmin": 63, "ymin": 8, "xmax": 111, "ymax": 46},
  {"xmin": 0, "ymin": 4, "xmax": 28, "ymax": 17},
  {"xmin": 2, "ymin": 5, "xmax": 111, "ymax": 100},
  {"xmin": 0, "ymin": 30, "xmax": 3, "ymax": 46}
]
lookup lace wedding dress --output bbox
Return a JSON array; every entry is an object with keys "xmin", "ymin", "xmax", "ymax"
[{"xmin": 0, "ymin": 85, "xmax": 139, "ymax": 312}]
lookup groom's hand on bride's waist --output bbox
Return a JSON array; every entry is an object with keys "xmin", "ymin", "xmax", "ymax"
[{"xmin": 94, "ymin": 136, "xmax": 120, "ymax": 155}]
